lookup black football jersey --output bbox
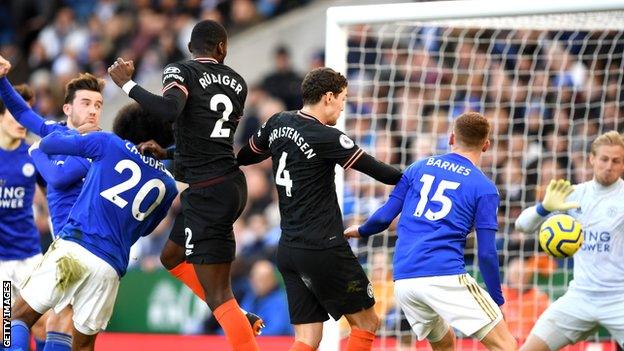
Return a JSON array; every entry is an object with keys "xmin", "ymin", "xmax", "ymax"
[
  {"xmin": 250, "ymin": 110, "xmax": 364, "ymax": 249},
  {"xmin": 162, "ymin": 57, "xmax": 248, "ymax": 183}
]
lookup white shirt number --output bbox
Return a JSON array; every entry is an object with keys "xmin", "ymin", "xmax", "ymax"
[{"xmin": 413, "ymin": 173, "xmax": 460, "ymax": 221}]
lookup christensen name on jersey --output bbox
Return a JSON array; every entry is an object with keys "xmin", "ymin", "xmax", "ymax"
[{"xmin": 268, "ymin": 126, "xmax": 316, "ymax": 159}]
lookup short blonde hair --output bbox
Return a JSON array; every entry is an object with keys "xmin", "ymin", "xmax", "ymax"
[{"xmin": 590, "ymin": 130, "xmax": 624, "ymax": 155}]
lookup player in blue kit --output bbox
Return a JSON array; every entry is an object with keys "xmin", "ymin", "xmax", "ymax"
[
  {"xmin": 345, "ymin": 112, "xmax": 517, "ymax": 351},
  {"xmin": 0, "ymin": 55, "xmax": 104, "ymax": 350},
  {"xmin": 6, "ymin": 103, "xmax": 178, "ymax": 351},
  {"xmin": 0, "ymin": 84, "xmax": 42, "ymax": 307}
]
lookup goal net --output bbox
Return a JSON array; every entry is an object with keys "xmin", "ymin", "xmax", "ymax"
[{"xmin": 327, "ymin": 1, "xmax": 624, "ymax": 349}]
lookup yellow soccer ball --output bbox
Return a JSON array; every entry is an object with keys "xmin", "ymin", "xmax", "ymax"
[{"xmin": 539, "ymin": 214, "xmax": 583, "ymax": 258}]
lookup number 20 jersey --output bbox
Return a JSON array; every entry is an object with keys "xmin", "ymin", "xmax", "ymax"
[
  {"xmin": 250, "ymin": 110, "xmax": 364, "ymax": 249},
  {"xmin": 392, "ymin": 153, "xmax": 500, "ymax": 280},
  {"xmin": 59, "ymin": 132, "xmax": 178, "ymax": 277},
  {"xmin": 162, "ymin": 58, "xmax": 248, "ymax": 183}
]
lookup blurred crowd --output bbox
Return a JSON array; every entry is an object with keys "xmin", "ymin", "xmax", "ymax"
[
  {"xmin": 3, "ymin": 2, "xmax": 623, "ymax": 341},
  {"xmin": 0, "ymin": 0, "xmax": 311, "ymax": 122}
]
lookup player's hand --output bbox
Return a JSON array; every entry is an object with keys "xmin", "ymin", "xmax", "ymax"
[
  {"xmin": 108, "ymin": 57, "xmax": 135, "ymax": 87},
  {"xmin": 344, "ymin": 225, "xmax": 361, "ymax": 239},
  {"xmin": 542, "ymin": 179, "xmax": 579, "ymax": 212},
  {"xmin": 138, "ymin": 139, "xmax": 167, "ymax": 159},
  {"xmin": 76, "ymin": 122, "xmax": 102, "ymax": 134},
  {"xmin": 28, "ymin": 140, "xmax": 40, "ymax": 156},
  {"xmin": 0, "ymin": 55, "xmax": 11, "ymax": 78}
]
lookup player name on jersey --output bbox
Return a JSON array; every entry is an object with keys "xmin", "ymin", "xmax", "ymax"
[
  {"xmin": 267, "ymin": 126, "xmax": 316, "ymax": 159},
  {"xmin": 425, "ymin": 157, "xmax": 472, "ymax": 176},
  {"xmin": 0, "ymin": 186, "xmax": 25, "ymax": 208},
  {"xmin": 198, "ymin": 72, "xmax": 243, "ymax": 95}
]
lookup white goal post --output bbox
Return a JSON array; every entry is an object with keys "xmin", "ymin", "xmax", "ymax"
[{"xmin": 324, "ymin": 1, "xmax": 624, "ymax": 350}]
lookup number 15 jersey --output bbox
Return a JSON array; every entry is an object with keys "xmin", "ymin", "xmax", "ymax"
[
  {"xmin": 392, "ymin": 152, "xmax": 500, "ymax": 280},
  {"xmin": 250, "ymin": 110, "xmax": 365, "ymax": 249},
  {"xmin": 162, "ymin": 58, "xmax": 248, "ymax": 183}
]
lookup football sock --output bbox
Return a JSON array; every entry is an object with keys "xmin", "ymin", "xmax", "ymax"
[
  {"xmin": 7, "ymin": 320, "xmax": 29, "ymax": 351},
  {"xmin": 345, "ymin": 327, "xmax": 375, "ymax": 351},
  {"xmin": 34, "ymin": 337, "xmax": 46, "ymax": 351},
  {"xmin": 43, "ymin": 332, "xmax": 72, "ymax": 351},
  {"xmin": 168, "ymin": 262, "xmax": 205, "ymax": 300},
  {"xmin": 289, "ymin": 340, "xmax": 316, "ymax": 351},
  {"xmin": 213, "ymin": 299, "xmax": 259, "ymax": 351}
]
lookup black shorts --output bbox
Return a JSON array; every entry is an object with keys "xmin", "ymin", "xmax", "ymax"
[
  {"xmin": 276, "ymin": 242, "xmax": 375, "ymax": 324},
  {"xmin": 180, "ymin": 170, "xmax": 247, "ymax": 264},
  {"xmin": 169, "ymin": 212, "xmax": 186, "ymax": 247}
]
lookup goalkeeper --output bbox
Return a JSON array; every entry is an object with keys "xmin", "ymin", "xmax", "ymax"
[{"xmin": 515, "ymin": 131, "xmax": 624, "ymax": 350}]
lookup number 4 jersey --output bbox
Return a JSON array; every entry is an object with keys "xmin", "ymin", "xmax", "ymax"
[
  {"xmin": 39, "ymin": 131, "xmax": 178, "ymax": 277},
  {"xmin": 249, "ymin": 110, "xmax": 365, "ymax": 249},
  {"xmin": 392, "ymin": 153, "xmax": 500, "ymax": 280},
  {"xmin": 161, "ymin": 58, "xmax": 247, "ymax": 183}
]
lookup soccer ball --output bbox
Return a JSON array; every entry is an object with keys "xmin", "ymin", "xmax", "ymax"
[{"xmin": 539, "ymin": 214, "xmax": 583, "ymax": 258}]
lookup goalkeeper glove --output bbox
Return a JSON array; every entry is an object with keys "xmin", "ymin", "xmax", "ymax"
[{"xmin": 539, "ymin": 179, "xmax": 579, "ymax": 213}]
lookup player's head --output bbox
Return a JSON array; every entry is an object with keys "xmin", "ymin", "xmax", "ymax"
[
  {"xmin": 301, "ymin": 67, "xmax": 348, "ymax": 126},
  {"xmin": 589, "ymin": 130, "xmax": 624, "ymax": 186},
  {"xmin": 449, "ymin": 112, "xmax": 491, "ymax": 153},
  {"xmin": 188, "ymin": 20, "xmax": 228, "ymax": 63},
  {"xmin": 0, "ymin": 84, "xmax": 35, "ymax": 141},
  {"xmin": 63, "ymin": 73, "xmax": 104, "ymax": 129},
  {"xmin": 113, "ymin": 102, "xmax": 174, "ymax": 147}
]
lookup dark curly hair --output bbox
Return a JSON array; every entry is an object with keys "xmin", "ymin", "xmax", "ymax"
[{"xmin": 112, "ymin": 103, "xmax": 174, "ymax": 147}]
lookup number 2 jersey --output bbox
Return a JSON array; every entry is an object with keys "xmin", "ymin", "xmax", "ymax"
[
  {"xmin": 249, "ymin": 110, "xmax": 366, "ymax": 249},
  {"xmin": 39, "ymin": 131, "xmax": 178, "ymax": 277},
  {"xmin": 392, "ymin": 152, "xmax": 500, "ymax": 280},
  {"xmin": 161, "ymin": 58, "xmax": 247, "ymax": 183}
]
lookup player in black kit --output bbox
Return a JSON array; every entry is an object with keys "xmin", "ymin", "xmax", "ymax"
[
  {"xmin": 108, "ymin": 20, "xmax": 260, "ymax": 350},
  {"xmin": 237, "ymin": 67, "xmax": 402, "ymax": 351}
]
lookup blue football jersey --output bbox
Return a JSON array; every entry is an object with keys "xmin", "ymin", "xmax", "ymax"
[
  {"xmin": 392, "ymin": 153, "xmax": 499, "ymax": 280},
  {"xmin": 0, "ymin": 77, "xmax": 90, "ymax": 235},
  {"xmin": 0, "ymin": 141, "xmax": 41, "ymax": 260},
  {"xmin": 39, "ymin": 131, "xmax": 178, "ymax": 277}
]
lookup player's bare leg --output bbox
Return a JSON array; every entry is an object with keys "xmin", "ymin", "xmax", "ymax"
[
  {"xmin": 429, "ymin": 327, "xmax": 456, "ymax": 351},
  {"xmin": 30, "ymin": 311, "xmax": 47, "ymax": 346},
  {"xmin": 194, "ymin": 262, "xmax": 259, "ymax": 351},
  {"xmin": 160, "ymin": 239, "xmax": 185, "ymax": 270},
  {"xmin": 480, "ymin": 319, "xmax": 518, "ymax": 351},
  {"xmin": 72, "ymin": 328, "xmax": 98, "ymax": 351},
  {"xmin": 5, "ymin": 296, "xmax": 44, "ymax": 350},
  {"xmin": 520, "ymin": 334, "xmax": 557, "ymax": 351},
  {"xmin": 344, "ymin": 306, "xmax": 380, "ymax": 351},
  {"xmin": 162, "ymin": 239, "xmax": 264, "ymax": 335},
  {"xmin": 292, "ymin": 322, "xmax": 323, "ymax": 350}
]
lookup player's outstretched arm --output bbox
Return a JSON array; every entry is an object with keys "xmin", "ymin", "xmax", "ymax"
[
  {"xmin": 0, "ymin": 77, "xmax": 60, "ymax": 136},
  {"xmin": 39, "ymin": 130, "xmax": 106, "ymax": 160},
  {"xmin": 137, "ymin": 140, "xmax": 173, "ymax": 160},
  {"xmin": 350, "ymin": 153, "xmax": 402, "ymax": 185},
  {"xmin": 345, "ymin": 175, "xmax": 409, "ymax": 239},
  {"xmin": 108, "ymin": 58, "xmax": 186, "ymax": 122},
  {"xmin": 237, "ymin": 142, "xmax": 270, "ymax": 166},
  {"xmin": 515, "ymin": 179, "xmax": 579, "ymax": 233},
  {"xmin": 30, "ymin": 149, "xmax": 89, "ymax": 189}
]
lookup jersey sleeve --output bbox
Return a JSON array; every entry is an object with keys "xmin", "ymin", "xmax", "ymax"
[
  {"xmin": 315, "ymin": 128, "xmax": 363, "ymax": 168},
  {"xmin": 248, "ymin": 117, "xmax": 273, "ymax": 154},
  {"xmin": 39, "ymin": 131, "xmax": 109, "ymax": 160},
  {"xmin": 475, "ymin": 192, "xmax": 500, "ymax": 231},
  {"xmin": 161, "ymin": 63, "xmax": 190, "ymax": 97},
  {"xmin": 30, "ymin": 151, "xmax": 89, "ymax": 189},
  {"xmin": 0, "ymin": 77, "xmax": 67, "ymax": 136}
]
